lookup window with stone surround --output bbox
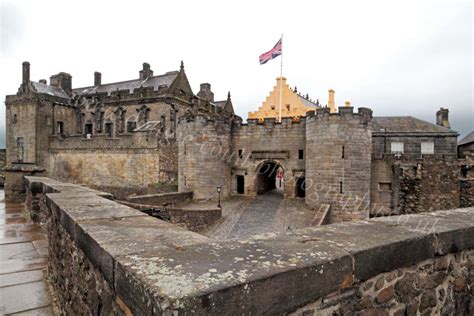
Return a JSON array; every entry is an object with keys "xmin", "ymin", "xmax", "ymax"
[
  {"xmin": 390, "ymin": 142, "xmax": 404, "ymax": 153},
  {"xmin": 421, "ymin": 142, "xmax": 434, "ymax": 154},
  {"xmin": 298, "ymin": 149, "xmax": 304, "ymax": 159}
]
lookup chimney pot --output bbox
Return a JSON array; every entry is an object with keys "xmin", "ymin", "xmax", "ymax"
[
  {"xmin": 328, "ymin": 89, "xmax": 336, "ymax": 113},
  {"xmin": 22, "ymin": 61, "xmax": 30, "ymax": 84},
  {"xmin": 94, "ymin": 72, "xmax": 101, "ymax": 86}
]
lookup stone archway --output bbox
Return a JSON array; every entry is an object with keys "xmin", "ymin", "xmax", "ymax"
[{"xmin": 255, "ymin": 160, "xmax": 284, "ymax": 195}]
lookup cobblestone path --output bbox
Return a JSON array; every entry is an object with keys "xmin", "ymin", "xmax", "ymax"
[
  {"xmin": 0, "ymin": 190, "xmax": 54, "ymax": 315},
  {"xmin": 227, "ymin": 190, "xmax": 283, "ymax": 239}
]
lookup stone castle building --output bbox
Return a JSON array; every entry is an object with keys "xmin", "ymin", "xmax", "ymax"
[{"xmin": 4, "ymin": 61, "xmax": 462, "ymax": 222}]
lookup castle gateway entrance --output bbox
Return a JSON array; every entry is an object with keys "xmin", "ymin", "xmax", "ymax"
[{"xmin": 255, "ymin": 161, "xmax": 284, "ymax": 195}]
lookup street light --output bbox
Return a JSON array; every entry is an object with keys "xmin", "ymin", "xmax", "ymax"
[{"xmin": 217, "ymin": 185, "xmax": 222, "ymax": 208}]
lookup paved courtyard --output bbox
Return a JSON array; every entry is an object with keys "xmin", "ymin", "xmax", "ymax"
[
  {"xmin": 0, "ymin": 190, "xmax": 54, "ymax": 315},
  {"xmin": 200, "ymin": 190, "xmax": 316, "ymax": 240}
]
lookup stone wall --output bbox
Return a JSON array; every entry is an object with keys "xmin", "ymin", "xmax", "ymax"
[
  {"xmin": 305, "ymin": 107, "xmax": 373, "ymax": 222},
  {"xmin": 0, "ymin": 149, "xmax": 5, "ymax": 186},
  {"xmin": 119, "ymin": 200, "xmax": 221, "ymax": 232},
  {"xmin": 231, "ymin": 117, "xmax": 306, "ymax": 197},
  {"xmin": 292, "ymin": 250, "xmax": 474, "ymax": 315},
  {"xmin": 126, "ymin": 191, "xmax": 192, "ymax": 206},
  {"xmin": 24, "ymin": 176, "xmax": 474, "ymax": 315},
  {"xmin": 461, "ymin": 180, "xmax": 474, "ymax": 207},
  {"xmin": 177, "ymin": 115, "xmax": 232, "ymax": 200}
]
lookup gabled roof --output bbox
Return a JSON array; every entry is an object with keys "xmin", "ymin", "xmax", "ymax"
[
  {"xmin": 372, "ymin": 116, "xmax": 458, "ymax": 135},
  {"xmin": 31, "ymin": 81, "xmax": 70, "ymax": 98},
  {"xmin": 72, "ymin": 71, "xmax": 179, "ymax": 96},
  {"xmin": 459, "ymin": 131, "xmax": 474, "ymax": 145}
]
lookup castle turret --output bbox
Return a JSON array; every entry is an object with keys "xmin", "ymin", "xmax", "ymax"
[
  {"xmin": 305, "ymin": 106, "xmax": 373, "ymax": 222},
  {"xmin": 177, "ymin": 114, "xmax": 232, "ymax": 200}
]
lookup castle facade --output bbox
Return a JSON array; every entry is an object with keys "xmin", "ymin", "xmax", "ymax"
[{"xmin": 4, "ymin": 61, "xmax": 460, "ymax": 222}]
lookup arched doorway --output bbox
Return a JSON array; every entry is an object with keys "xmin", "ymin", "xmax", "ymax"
[{"xmin": 256, "ymin": 161, "xmax": 284, "ymax": 195}]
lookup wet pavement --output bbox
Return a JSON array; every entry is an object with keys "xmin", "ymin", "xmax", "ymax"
[{"xmin": 0, "ymin": 190, "xmax": 54, "ymax": 315}]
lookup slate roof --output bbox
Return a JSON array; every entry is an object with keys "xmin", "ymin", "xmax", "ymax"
[
  {"xmin": 372, "ymin": 116, "xmax": 457, "ymax": 135},
  {"xmin": 297, "ymin": 95, "xmax": 320, "ymax": 108},
  {"xmin": 31, "ymin": 81, "xmax": 70, "ymax": 99},
  {"xmin": 214, "ymin": 100, "xmax": 227, "ymax": 109},
  {"xmin": 459, "ymin": 131, "xmax": 474, "ymax": 145},
  {"xmin": 72, "ymin": 71, "xmax": 179, "ymax": 96}
]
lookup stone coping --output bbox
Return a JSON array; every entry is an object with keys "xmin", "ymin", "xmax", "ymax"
[{"xmin": 24, "ymin": 176, "xmax": 474, "ymax": 314}]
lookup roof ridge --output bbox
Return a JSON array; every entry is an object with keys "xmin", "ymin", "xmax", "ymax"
[{"xmin": 72, "ymin": 70, "xmax": 179, "ymax": 91}]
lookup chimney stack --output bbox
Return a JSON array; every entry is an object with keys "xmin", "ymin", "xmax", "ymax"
[
  {"xmin": 139, "ymin": 62, "xmax": 153, "ymax": 79},
  {"xmin": 197, "ymin": 83, "xmax": 214, "ymax": 102},
  {"xmin": 436, "ymin": 108, "xmax": 450, "ymax": 129},
  {"xmin": 50, "ymin": 72, "xmax": 72, "ymax": 95},
  {"xmin": 94, "ymin": 71, "xmax": 101, "ymax": 86},
  {"xmin": 328, "ymin": 89, "xmax": 336, "ymax": 113},
  {"xmin": 22, "ymin": 61, "xmax": 30, "ymax": 84}
]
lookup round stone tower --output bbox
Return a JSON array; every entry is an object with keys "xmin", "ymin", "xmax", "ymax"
[
  {"xmin": 305, "ymin": 106, "xmax": 373, "ymax": 223},
  {"xmin": 177, "ymin": 114, "xmax": 232, "ymax": 200}
]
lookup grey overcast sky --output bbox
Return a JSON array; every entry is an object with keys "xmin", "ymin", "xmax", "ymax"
[{"xmin": 0, "ymin": 0, "xmax": 472, "ymax": 148}]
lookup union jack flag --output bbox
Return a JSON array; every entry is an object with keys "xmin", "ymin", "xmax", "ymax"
[{"xmin": 259, "ymin": 37, "xmax": 282, "ymax": 65}]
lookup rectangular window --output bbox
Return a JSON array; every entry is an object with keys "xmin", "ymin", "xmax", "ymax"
[
  {"xmin": 13, "ymin": 114, "xmax": 17, "ymax": 124},
  {"xmin": 238, "ymin": 149, "xmax": 243, "ymax": 159},
  {"xmin": 105, "ymin": 123, "xmax": 113, "ymax": 137},
  {"xmin": 298, "ymin": 149, "xmax": 304, "ymax": 159},
  {"xmin": 84, "ymin": 124, "xmax": 93, "ymax": 137},
  {"xmin": 57, "ymin": 121, "xmax": 64, "ymax": 135},
  {"xmin": 390, "ymin": 142, "xmax": 404, "ymax": 153},
  {"xmin": 339, "ymin": 181, "xmax": 343, "ymax": 193},
  {"xmin": 342, "ymin": 146, "xmax": 345, "ymax": 159},
  {"xmin": 421, "ymin": 142, "xmax": 434, "ymax": 155}
]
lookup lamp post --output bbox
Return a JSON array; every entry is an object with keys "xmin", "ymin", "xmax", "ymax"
[{"xmin": 217, "ymin": 185, "xmax": 222, "ymax": 208}]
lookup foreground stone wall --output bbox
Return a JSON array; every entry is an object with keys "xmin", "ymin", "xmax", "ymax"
[{"xmin": 24, "ymin": 177, "xmax": 474, "ymax": 315}]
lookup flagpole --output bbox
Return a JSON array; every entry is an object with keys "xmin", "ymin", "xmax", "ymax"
[{"xmin": 278, "ymin": 34, "xmax": 283, "ymax": 123}]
